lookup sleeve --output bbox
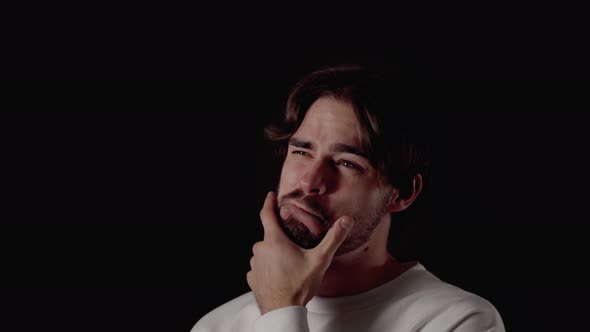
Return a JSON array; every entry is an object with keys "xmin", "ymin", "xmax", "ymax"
[{"xmin": 253, "ymin": 306, "xmax": 310, "ymax": 332}]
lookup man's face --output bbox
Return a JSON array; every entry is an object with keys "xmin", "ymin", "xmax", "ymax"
[{"xmin": 276, "ymin": 96, "xmax": 393, "ymax": 256}]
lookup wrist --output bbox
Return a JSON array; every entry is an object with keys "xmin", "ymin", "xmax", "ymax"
[{"xmin": 260, "ymin": 299, "xmax": 306, "ymax": 315}]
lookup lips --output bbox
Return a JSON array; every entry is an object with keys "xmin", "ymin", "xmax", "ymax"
[
  {"xmin": 280, "ymin": 203, "xmax": 326, "ymax": 236},
  {"xmin": 290, "ymin": 201, "xmax": 323, "ymax": 221}
]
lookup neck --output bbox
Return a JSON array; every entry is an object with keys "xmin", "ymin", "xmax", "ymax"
[{"xmin": 317, "ymin": 217, "xmax": 408, "ymax": 297}]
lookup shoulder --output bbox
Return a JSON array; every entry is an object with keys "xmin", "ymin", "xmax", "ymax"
[
  {"xmin": 399, "ymin": 265, "xmax": 497, "ymax": 308},
  {"xmin": 412, "ymin": 275, "xmax": 505, "ymax": 331},
  {"xmin": 424, "ymin": 288, "xmax": 505, "ymax": 332},
  {"xmin": 190, "ymin": 292, "xmax": 260, "ymax": 332},
  {"xmin": 388, "ymin": 265, "xmax": 505, "ymax": 331}
]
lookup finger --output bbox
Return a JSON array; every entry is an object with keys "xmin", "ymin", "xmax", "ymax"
[
  {"xmin": 252, "ymin": 241, "xmax": 263, "ymax": 255},
  {"xmin": 313, "ymin": 216, "xmax": 354, "ymax": 262},
  {"xmin": 246, "ymin": 270, "xmax": 254, "ymax": 289},
  {"xmin": 259, "ymin": 191, "xmax": 284, "ymax": 239}
]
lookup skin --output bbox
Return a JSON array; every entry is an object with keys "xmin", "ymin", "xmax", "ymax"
[{"xmin": 247, "ymin": 96, "xmax": 423, "ymax": 314}]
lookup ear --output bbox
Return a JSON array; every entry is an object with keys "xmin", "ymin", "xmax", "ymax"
[{"xmin": 387, "ymin": 174, "xmax": 423, "ymax": 213}]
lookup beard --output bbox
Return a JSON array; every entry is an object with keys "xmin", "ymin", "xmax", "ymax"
[{"xmin": 276, "ymin": 186, "xmax": 392, "ymax": 256}]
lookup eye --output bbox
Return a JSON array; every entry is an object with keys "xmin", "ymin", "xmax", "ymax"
[
  {"xmin": 292, "ymin": 150, "xmax": 310, "ymax": 156},
  {"xmin": 338, "ymin": 160, "xmax": 360, "ymax": 170}
]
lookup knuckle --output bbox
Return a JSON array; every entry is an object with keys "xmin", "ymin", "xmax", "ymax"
[
  {"xmin": 252, "ymin": 241, "xmax": 263, "ymax": 255},
  {"xmin": 246, "ymin": 271, "xmax": 252, "ymax": 286}
]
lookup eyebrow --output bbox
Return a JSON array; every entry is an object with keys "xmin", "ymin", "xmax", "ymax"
[{"xmin": 288, "ymin": 138, "xmax": 368, "ymax": 159}]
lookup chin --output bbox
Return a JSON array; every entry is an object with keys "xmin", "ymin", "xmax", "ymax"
[{"xmin": 279, "ymin": 218, "xmax": 324, "ymax": 249}]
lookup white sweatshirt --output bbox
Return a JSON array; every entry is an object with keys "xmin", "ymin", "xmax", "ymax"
[{"xmin": 191, "ymin": 262, "xmax": 505, "ymax": 332}]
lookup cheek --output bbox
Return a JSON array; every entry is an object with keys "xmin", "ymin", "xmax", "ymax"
[
  {"xmin": 336, "ymin": 184, "xmax": 383, "ymax": 213},
  {"xmin": 278, "ymin": 162, "xmax": 300, "ymax": 195}
]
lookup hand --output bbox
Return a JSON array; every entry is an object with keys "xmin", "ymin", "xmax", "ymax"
[{"xmin": 246, "ymin": 192, "xmax": 354, "ymax": 315}]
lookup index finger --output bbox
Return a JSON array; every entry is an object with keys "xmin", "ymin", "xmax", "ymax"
[{"xmin": 259, "ymin": 191, "xmax": 284, "ymax": 239}]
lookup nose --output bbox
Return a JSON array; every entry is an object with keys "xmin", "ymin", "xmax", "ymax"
[{"xmin": 299, "ymin": 160, "xmax": 329, "ymax": 195}]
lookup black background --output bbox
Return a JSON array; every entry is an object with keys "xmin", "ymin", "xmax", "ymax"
[{"xmin": 2, "ymin": 5, "xmax": 588, "ymax": 331}]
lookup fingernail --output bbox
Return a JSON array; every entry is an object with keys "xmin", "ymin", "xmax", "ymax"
[{"xmin": 341, "ymin": 217, "xmax": 353, "ymax": 230}]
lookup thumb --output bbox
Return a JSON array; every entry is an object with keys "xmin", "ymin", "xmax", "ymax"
[{"xmin": 313, "ymin": 216, "xmax": 354, "ymax": 262}]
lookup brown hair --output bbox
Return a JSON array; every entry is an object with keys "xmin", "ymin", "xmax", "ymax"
[{"xmin": 265, "ymin": 65, "xmax": 434, "ymax": 199}]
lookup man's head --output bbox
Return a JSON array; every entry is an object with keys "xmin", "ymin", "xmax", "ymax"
[{"xmin": 265, "ymin": 65, "xmax": 432, "ymax": 255}]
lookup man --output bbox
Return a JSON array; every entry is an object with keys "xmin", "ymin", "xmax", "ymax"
[{"xmin": 191, "ymin": 66, "xmax": 505, "ymax": 331}]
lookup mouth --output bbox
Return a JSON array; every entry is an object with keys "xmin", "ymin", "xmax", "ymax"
[
  {"xmin": 279, "ymin": 201, "xmax": 327, "ymax": 236},
  {"xmin": 289, "ymin": 201, "xmax": 324, "ymax": 224}
]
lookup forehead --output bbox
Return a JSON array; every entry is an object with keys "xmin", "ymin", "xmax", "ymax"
[{"xmin": 294, "ymin": 96, "xmax": 361, "ymax": 146}]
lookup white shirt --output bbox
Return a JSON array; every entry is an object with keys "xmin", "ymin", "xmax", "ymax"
[{"xmin": 191, "ymin": 262, "xmax": 505, "ymax": 332}]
